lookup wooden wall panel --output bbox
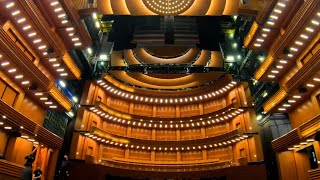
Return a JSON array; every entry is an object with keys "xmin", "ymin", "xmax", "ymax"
[
  {"xmin": 181, "ymin": 151, "xmax": 203, "ymax": 161},
  {"xmin": 133, "ymin": 103, "xmax": 153, "ymax": 116},
  {"xmin": 129, "ymin": 150, "xmax": 151, "ymax": 160},
  {"xmin": 289, "ymin": 98, "xmax": 317, "ymax": 128},
  {"xmin": 4, "ymin": 137, "xmax": 33, "ymax": 166},
  {"xmin": 105, "ymin": 123, "xmax": 127, "ymax": 136},
  {"xmin": 203, "ymin": 100, "xmax": 224, "ymax": 114},
  {"xmin": 109, "ymin": 98, "xmax": 130, "ymax": 113},
  {"xmin": 131, "ymin": 127, "xmax": 152, "ymax": 139},
  {"xmin": 18, "ymin": 96, "xmax": 45, "ymax": 125},
  {"xmin": 180, "ymin": 129, "xmax": 202, "ymax": 140},
  {"xmin": 155, "ymin": 152, "xmax": 177, "ymax": 161},
  {"xmin": 180, "ymin": 104, "xmax": 200, "ymax": 117},
  {"xmin": 294, "ymin": 152, "xmax": 311, "ymax": 180},
  {"xmin": 207, "ymin": 148, "xmax": 229, "ymax": 161},
  {"xmin": 205, "ymin": 124, "xmax": 227, "ymax": 137},
  {"xmin": 0, "ymin": 130, "xmax": 8, "ymax": 157},
  {"xmin": 156, "ymin": 106, "xmax": 176, "ymax": 118},
  {"xmin": 277, "ymin": 151, "xmax": 298, "ymax": 180},
  {"xmin": 101, "ymin": 146, "xmax": 125, "ymax": 160},
  {"xmin": 155, "ymin": 130, "xmax": 176, "ymax": 140}
]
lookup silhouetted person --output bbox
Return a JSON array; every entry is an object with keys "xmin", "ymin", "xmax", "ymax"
[
  {"xmin": 33, "ymin": 166, "xmax": 42, "ymax": 180},
  {"xmin": 21, "ymin": 154, "xmax": 35, "ymax": 180},
  {"xmin": 59, "ymin": 155, "xmax": 70, "ymax": 180}
]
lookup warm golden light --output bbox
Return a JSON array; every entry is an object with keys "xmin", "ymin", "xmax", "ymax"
[{"xmin": 143, "ymin": 0, "xmax": 194, "ymax": 15}]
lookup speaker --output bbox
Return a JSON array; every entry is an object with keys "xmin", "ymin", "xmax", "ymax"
[
  {"xmin": 10, "ymin": 131, "xmax": 21, "ymax": 137},
  {"xmin": 315, "ymin": 131, "xmax": 320, "ymax": 141},
  {"xmin": 241, "ymin": 0, "xmax": 249, "ymax": 5},
  {"xmin": 28, "ymin": 83, "xmax": 38, "ymax": 91},
  {"xmin": 298, "ymin": 87, "xmax": 308, "ymax": 93}
]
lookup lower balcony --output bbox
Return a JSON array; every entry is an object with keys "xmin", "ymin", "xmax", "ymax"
[{"xmin": 68, "ymin": 158, "xmax": 267, "ymax": 179}]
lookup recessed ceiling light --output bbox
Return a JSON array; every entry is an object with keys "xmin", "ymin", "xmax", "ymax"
[
  {"xmin": 54, "ymin": 7, "xmax": 62, "ymax": 12},
  {"xmin": 1, "ymin": 62, "xmax": 9, "ymax": 66},
  {"xmin": 28, "ymin": 32, "xmax": 36, "ymax": 37},
  {"xmin": 311, "ymin": 20, "xmax": 319, "ymax": 25},
  {"xmin": 21, "ymin": 81, "xmax": 30, "ymax": 85},
  {"xmin": 4, "ymin": 126, "xmax": 12, "ymax": 130},
  {"xmin": 300, "ymin": 34, "xmax": 308, "ymax": 39},
  {"xmin": 17, "ymin": 18, "xmax": 26, "ymax": 23},
  {"xmin": 23, "ymin": 25, "xmax": 31, "ymax": 30},
  {"xmin": 288, "ymin": 100, "xmax": 296, "ymax": 103},
  {"xmin": 50, "ymin": 1, "xmax": 59, "ymax": 6},
  {"xmin": 58, "ymin": 14, "xmax": 66, "ymax": 18},
  {"xmin": 293, "ymin": 95, "xmax": 301, "ymax": 99},
  {"xmin": 274, "ymin": 9, "xmax": 282, "ymax": 13},
  {"xmin": 33, "ymin": 39, "xmax": 42, "ymax": 43},
  {"xmin": 307, "ymin": 83, "xmax": 315, "ymax": 87},
  {"xmin": 12, "ymin": 10, "xmax": 20, "ymax": 16},
  {"xmin": 306, "ymin": 27, "xmax": 314, "ymax": 32},
  {"xmin": 313, "ymin": 77, "xmax": 320, "ymax": 82},
  {"xmin": 6, "ymin": 2, "xmax": 15, "ymax": 8},
  {"xmin": 268, "ymin": 74, "xmax": 275, "ymax": 78},
  {"xmin": 8, "ymin": 68, "xmax": 16, "ymax": 73},
  {"xmin": 15, "ymin": 75, "xmax": 23, "ymax": 79}
]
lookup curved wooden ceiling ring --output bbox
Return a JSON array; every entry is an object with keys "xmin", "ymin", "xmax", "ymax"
[
  {"xmin": 110, "ymin": 0, "xmax": 130, "ymax": 15},
  {"xmin": 223, "ymin": 0, "xmax": 240, "ymax": 15},
  {"xmin": 206, "ymin": 0, "xmax": 227, "ymax": 15},
  {"xmin": 180, "ymin": 0, "xmax": 212, "ymax": 16},
  {"xmin": 133, "ymin": 48, "xmax": 200, "ymax": 64},
  {"xmin": 124, "ymin": 49, "xmax": 142, "ymax": 65},
  {"xmin": 208, "ymin": 51, "xmax": 224, "ymax": 67},
  {"xmin": 109, "ymin": 71, "xmax": 225, "ymax": 89},
  {"xmin": 144, "ymin": 47, "xmax": 189, "ymax": 58},
  {"xmin": 125, "ymin": 0, "xmax": 156, "ymax": 15},
  {"xmin": 97, "ymin": 0, "xmax": 113, "ymax": 15},
  {"xmin": 103, "ymin": 73, "xmax": 233, "ymax": 97},
  {"xmin": 145, "ymin": 74, "xmax": 188, "ymax": 80},
  {"xmin": 111, "ymin": 51, "xmax": 126, "ymax": 67},
  {"xmin": 109, "ymin": 71, "xmax": 200, "ymax": 90},
  {"xmin": 192, "ymin": 50, "xmax": 211, "ymax": 66},
  {"xmin": 126, "ymin": 72, "xmax": 204, "ymax": 87}
]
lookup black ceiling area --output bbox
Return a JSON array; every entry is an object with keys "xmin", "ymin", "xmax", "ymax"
[{"xmin": 103, "ymin": 16, "xmax": 235, "ymax": 51}]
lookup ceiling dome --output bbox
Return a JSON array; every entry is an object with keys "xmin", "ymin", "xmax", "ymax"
[{"xmin": 142, "ymin": 0, "xmax": 195, "ymax": 15}]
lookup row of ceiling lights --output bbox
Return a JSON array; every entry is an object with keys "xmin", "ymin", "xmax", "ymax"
[
  {"xmin": 5, "ymin": 2, "xmax": 68, "ymax": 77},
  {"xmin": 89, "ymin": 107, "xmax": 244, "ymax": 129},
  {"xmin": 84, "ymin": 132, "xmax": 249, "ymax": 151},
  {"xmin": 0, "ymin": 53, "xmax": 59, "ymax": 109},
  {"xmin": 145, "ymin": 0, "xmax": 193, "ymax": 14},
  {"xmin": 50, "ymin": 1, "xmax": 82, "ymax": 47},
  {"xmin": 253, "ymin": 0, "xmax": 288, "ymax": 48},
  {"xmin": 0, "ymin": 53, "xmax": 31, "ymax": 87},
  {"xmin": 0, "ymin": 114, "xmax": 40, "ymax": 145},
  {"xmin": 277, "ymin": 68, "xmax": 320, "ymax": 112},
  {"xmin": 5, "ymin": 2, "xmax": 48, "ymax": 55},
  {"xmin": 267, "ymin": 11, "xmax": 320, "ymax": 80},
  {"xmin": 97, "ymin": 80, "xmax": 238, "ymax": 104},
  {"xmin": 287, "ymin": 138, "xmax": 314, "ymax": 151}
]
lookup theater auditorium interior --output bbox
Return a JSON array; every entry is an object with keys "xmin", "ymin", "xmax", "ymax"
[{"xmin": 0, "ymin": 0, "xmax": 319, "ymax": 180}]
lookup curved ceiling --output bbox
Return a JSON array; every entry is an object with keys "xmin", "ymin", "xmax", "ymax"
[
  {"xmin": 133, "ymin": 48, "xmax": 200, "ymax": 64},
  {"xmin": 102, "ymin": 73, "xmax": 233, "ymax": 96},
  {"xmin": 97, "ymin": 0, "xmax": 259, "ymax": 16}
]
